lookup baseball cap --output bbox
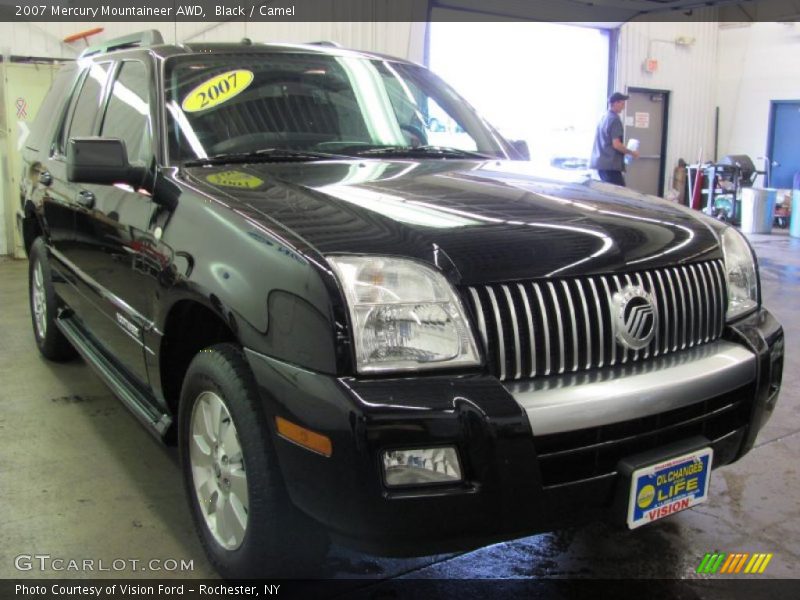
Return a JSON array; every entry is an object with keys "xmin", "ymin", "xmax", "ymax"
[{"xmin": 609, "ymin": 92, "xmax": 629, "ymax": 104}]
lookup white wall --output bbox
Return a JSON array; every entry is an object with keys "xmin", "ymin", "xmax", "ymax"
[
  {"xmin": 716, "ymin": 23, "xmax": 800, "ymax": 165},
  {"xmin": 0, "ymin": 20, "xmax": 425, "ymax": 63},
  {"xmin": 186, "ymin": 21, "xmax": 425, "ymax": 62},
  {"xmin": 616, "ymin": 17, "xmax": 720, "ymax": 192},
  {"xmin": 0, "ymin": 22, "xmax": 78, "ymax": 58}
]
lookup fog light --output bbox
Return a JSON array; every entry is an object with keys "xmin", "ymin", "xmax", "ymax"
[{"xmin": 382, "ymin": 447, "xmax": 462, "ymax": 487}]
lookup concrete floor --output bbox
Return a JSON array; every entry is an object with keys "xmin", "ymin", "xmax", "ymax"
[{"xmin": 1, "ymin": 231, "xmax": 798, "ymax": 590}]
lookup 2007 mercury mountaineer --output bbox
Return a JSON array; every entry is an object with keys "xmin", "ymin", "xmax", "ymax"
[{"xmin": 19, "ymin": 31, "xmax": 784, "ymax": 578}]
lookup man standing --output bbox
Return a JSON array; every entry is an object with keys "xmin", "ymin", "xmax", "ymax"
[{"xmin": 590, "ymin": 92, "xmax": 639, "ymax": 186}]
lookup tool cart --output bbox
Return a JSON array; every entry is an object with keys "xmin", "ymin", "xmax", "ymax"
[{"xmin": 686, "ymin": 155, "xmax": 760, "ymax": 225}]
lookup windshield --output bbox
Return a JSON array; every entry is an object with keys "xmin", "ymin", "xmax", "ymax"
[{"xmin": 165, "ymin": 51, "xmax": 512, "ymax": 163}]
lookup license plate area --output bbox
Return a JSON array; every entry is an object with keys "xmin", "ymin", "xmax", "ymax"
[{"xmin": 627, "ymin": 447, "xmax": 713, "ymax": 529}]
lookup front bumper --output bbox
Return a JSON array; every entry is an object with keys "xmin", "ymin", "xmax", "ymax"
[{"xmin": 244, "ymin": 307, "xmax": 783, "ymax": 556}]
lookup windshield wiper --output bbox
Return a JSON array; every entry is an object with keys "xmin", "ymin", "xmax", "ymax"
[
  {"xmin": 351, "ymin": 145, "xmax": 497, "ymax": 159},
  {"xmin": 183, "ymin": 148, "xmax": 347, "ymax": 166}
]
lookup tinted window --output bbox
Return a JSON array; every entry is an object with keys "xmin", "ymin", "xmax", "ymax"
[
  {"xmin": 55, "ymin": 70, "xmax": 86, "ymax": 155},
  {"xmin": 67, "ymin": 63, "xmax": 110, "ymax": 139},
  {"xmin": 165, "ymin": 53, "xmax": 508, "ymax": 162},
  {"xmin": 101, "ymin": 61, "xmax": 152, "ymax": 166}
]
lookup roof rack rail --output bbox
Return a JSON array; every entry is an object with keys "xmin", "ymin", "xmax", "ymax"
[
  {"xmin": 307, "ymin": 41, "xmax": 342, "ymax": 48},
  {"xmin": 80, "ymin": 30, "xmax": 164, "ymax": 58}
]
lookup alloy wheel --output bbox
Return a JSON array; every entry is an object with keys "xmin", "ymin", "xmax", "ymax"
[
  {"xmin": 32, "ymin": 259, "xmax": 47, "ymax": 339},
  {"xmin": 189, "ymin": 391, "xmax": 249, "ymax": 550}
]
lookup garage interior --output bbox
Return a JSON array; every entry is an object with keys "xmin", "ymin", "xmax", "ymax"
[{"xmin": 1, "ymin": 0, "xmax": 799, "ymax": 588}]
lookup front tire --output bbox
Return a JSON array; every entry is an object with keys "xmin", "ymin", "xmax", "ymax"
[
  {"xmin": 178, "ymin": 344, "xmax": 329, "ymax": 578},
  {"xmin": 28, "ymin": 238, "xmax": 76, "ymax": 361}
]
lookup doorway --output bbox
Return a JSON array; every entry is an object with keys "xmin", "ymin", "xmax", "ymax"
[
  {"xmin": 1, "ymin": 60, "xmax": 61, "ymax": 257},
  {"xmin": 624, "ymin": 88, "xmax": 670, "ymax": 197},
  {"xmin": 427, "ymin": 21, "xmax": 610, "ymax": 171},
  {"xmin": 767, "ymin": 100, "xmax": 800, "ymax": 189}
]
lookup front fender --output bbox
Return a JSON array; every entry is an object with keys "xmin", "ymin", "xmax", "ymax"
[{"xmin": 155, "ymin": 179, "xmax": 344, "ymax": 375}]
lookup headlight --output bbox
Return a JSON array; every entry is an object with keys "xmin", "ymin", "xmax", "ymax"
[
  {"xmin": 721, "ymin": 227, "xmax": 759, "ymax": 321},
  {"xmin": 327, "ymin": 256, "xmax": 480, "ymax": 373}
]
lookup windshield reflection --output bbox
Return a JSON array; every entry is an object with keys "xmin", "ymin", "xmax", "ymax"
[{"xmin": 166, "ymin": 52, "xmax": 511, "ymax": 163}]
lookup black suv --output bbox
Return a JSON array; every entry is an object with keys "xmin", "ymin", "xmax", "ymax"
[{"xmin": 20, "ymin": 31, "xmax": 784, "ymax": 578}]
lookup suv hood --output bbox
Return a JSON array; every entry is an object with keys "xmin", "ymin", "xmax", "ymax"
[{"xmin": 184, "ymin": 159, "xmax": 722, "ymax": 284}]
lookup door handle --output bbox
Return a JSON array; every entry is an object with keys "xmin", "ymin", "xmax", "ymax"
[
  {"xmin": 38, "ymin": 171, "xmax": 53, "ymax": 186},
  {"xmin": 76, "ymin": 190, "xmax": 95, "ymax": 209}
]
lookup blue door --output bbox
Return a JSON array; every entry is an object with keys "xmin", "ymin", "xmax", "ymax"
[{"xmin": 768, "ymin": 101, "xmax": 800, "ymax": 189}]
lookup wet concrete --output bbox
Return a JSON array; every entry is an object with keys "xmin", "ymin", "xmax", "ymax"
[{"xmin": 0, "ymin": 230, "xmax": 798, "ymax": 588}]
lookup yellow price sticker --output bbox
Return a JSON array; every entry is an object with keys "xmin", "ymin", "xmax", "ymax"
[
  {"xmin": 181, "ymin": 69, "xmax": 254, "ymax": 113},
  {"xmin": 206, "ymin": 170, "xmax": 265, "ymax": 189}
]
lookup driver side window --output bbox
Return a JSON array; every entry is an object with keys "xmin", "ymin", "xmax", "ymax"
[
  {"xmin": 100, "ymin": 61, "xmax": 153, "ymax": 167},
  {"xmin": 55, "ymin": 63, "xmax": 110, "ymax": 156}
]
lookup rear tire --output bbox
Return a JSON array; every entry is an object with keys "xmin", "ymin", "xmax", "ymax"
[
  {"xmin": 178, "ymin": 343, "xmax": 329, "ymax": 578},
  {"xmin": 28, "ymin": 238, "xmax": 76, "ymax": 361}
]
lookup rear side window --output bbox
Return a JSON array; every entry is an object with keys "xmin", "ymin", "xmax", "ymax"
[
  {"xmin": 100, "ymin": 61, "xmax": 153, "ymax": 166},
  {"xmin": 26, "ymin": 63, "xmax": 77, "ymax": 153},
  {"xmin": 56, "ymin": 62, "xmax": 111, "ymax": 154}
]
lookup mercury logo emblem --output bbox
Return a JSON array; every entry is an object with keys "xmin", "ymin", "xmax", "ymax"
[{"xmin": 612, "ymin": 285, "xmax": 658, "ymax": 350}]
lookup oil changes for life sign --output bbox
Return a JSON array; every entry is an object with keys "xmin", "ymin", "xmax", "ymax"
[{"xmin": 627, "ymin": 447, "xmax": 713, "ymax": 529}]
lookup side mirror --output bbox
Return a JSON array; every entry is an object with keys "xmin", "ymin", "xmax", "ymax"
[
  {"xmin": 509, "ymin": 139, "xmax": 530, "ymax": 161},
  {"xmin": 67, "ymin": 137, "xmax": 147, "ymax": 187}
]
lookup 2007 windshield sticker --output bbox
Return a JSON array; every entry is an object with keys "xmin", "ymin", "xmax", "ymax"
[
  {"xmin": 181, "ymin": 70, "xmax": 254, "ymax": 113},
  {"xmin": 206, "ymin": 170, "xmax": 265, "ymax": 189}
]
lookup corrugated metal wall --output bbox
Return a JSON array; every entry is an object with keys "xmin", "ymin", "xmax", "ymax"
[
  {"xmin": 717, "ymin": 22, "xmax": 800, "ymax": 165},
  {"xmin": 0, "ymin": 22, "xmax": 78, "ymax": 58},
  {"xmin": 0, "ymin": 13, "xmax": 426, "ymax": 63},
  {"xmin": 617, "ymin": 16, "xmax": 719, "ymax": 193},
  {"xmin": 177, "ymin": 21, "xmax": 426, "ymax": 62}
]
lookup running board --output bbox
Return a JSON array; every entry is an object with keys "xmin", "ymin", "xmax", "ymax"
[{"xmin": 56, "ymin": 314, "xmax": 172, "ymax": 439}]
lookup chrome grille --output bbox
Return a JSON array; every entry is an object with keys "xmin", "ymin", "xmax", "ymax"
[{"xmin": 465, "ymin": 260, "xmax": 727, "ymax": 381}]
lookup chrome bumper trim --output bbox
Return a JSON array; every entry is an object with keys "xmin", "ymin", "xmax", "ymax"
[{"xmin": 507, "ymin": 341, "xmax": 756, "ymax": 436}]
